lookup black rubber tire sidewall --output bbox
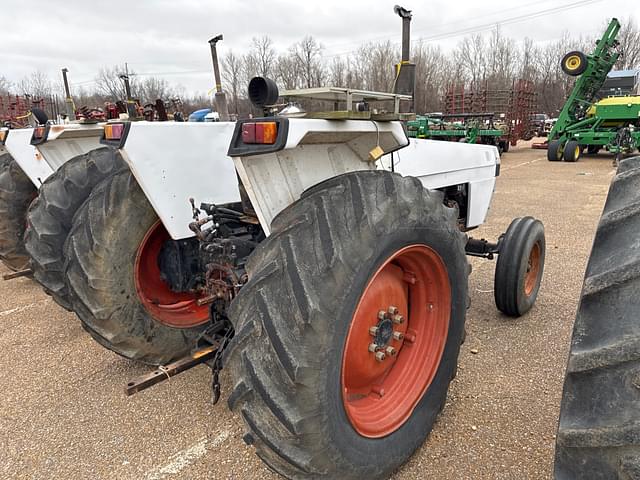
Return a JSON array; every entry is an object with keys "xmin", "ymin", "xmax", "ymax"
[
  {"xmin": 563, "ymin": 140, "xmax": 580, "ymax": 162},
  {"xmin": 64, "ymin": 170, "xmax": 207, "ymax": 364},
  {"xmin": 25, "ymin": 147, "xmax": 126, "ymax": 310},
  {"xmin": 548, "ymin": 140, "xmax": 562, "ymax": 162},
  {"xmin": 561, "ymin": 50, "xmax": 588, "ymax": 76},
  {"xmin": 0, "ymin": 158, "xmax": 36, "ymax": 271},
  {"xmin": 227, "ymin": 171, "xmax": 468, "ymax": 479},
  {"xmin": 494, "ymin": 217, "xmax": 545, "ymax": 317}
]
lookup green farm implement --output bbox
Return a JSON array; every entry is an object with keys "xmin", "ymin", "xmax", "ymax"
[
  {"xmin": 407, "ymin": 112, "xmax": 511, "ymax": 154},
  {"xmin": 538, "ymin": 18, "xmax": 637, "ymax": 162}
]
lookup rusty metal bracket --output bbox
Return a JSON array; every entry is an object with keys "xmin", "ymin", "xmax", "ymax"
[
  {"xmin": 125, "ymin": 341, "xmax": 220, "ymax": 396},
  {"xmin": 3, "ymin": 268, "xmax": 33, "ymax": 280}
]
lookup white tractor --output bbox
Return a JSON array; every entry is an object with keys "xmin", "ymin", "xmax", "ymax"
[
  {"xmin": 0, "ymin": 116, "xmax": 124, "ymax": 306},
  {"xmin": 55, "ymin": 72, "xmax": 547, "ymax": 478}
]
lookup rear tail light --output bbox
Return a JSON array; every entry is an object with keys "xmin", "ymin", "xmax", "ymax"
[
  {"xmin": 0, "ymin": 129, "xmax": 6, "ymax": 144},
  {"xmin": 104, "ymin": 123, "xmax": 125, "ymax": 140},
  {"xmin": 241, "ymin": 121, "xmax": 278, "ymax": 144},
  {"xmin": 33, "ymin": 126, "xmax": 46, "ymax": 139}
]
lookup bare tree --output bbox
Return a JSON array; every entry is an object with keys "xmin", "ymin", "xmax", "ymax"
[
  {"xmin": 17, "ymin": 71, "xmax": 52, "ymax": 98},
  {"xmin": 0, "ymin": 76, "xmax": 12, "ymax": 95},
  {"xmin": 138, "ymin": 77, "xmax": 172, "ymax": 103},
  {"xmin": 293, "ymin": 36, "xmax": 325, "ymax": 88},
  {"xmin": 616, "ymin": 18, "xmax": 640, "ymax": 70},
  {"xmin": 222, "ymin": 50, "xmax": 243, "ymax": 113},
  {"xmin": 95, "ymin": 64, "xmax": 138, "ymax": 101}
]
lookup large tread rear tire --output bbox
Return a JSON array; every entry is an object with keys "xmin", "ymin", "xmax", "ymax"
[
  {"xmin": 225, "ymin": 171, "xmax": 468, "ymax": 479},
  {"xmin": 25, "ymin": 147, "xmax": 125, "ymax": 310},
  {"xmin": 0, "ymin": 158, "xmax": 36, "ymax": 271},
  {"xmin": 64, "ymin": 170, "xmax": 207, "ymax": 365},
  {"xmin": 555, "ymin": 155, "xmax": 640, "ymax": 478}
]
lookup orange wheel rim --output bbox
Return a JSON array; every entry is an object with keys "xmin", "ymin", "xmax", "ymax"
[
  {"xmin": 134, "ymin": 220, "xmax": 209, "ymax": 328},
  {"xmin": 524, "ymin": 242, "xmax": 541, "ymax": 297},
  {"xmin": 341, "ymin": 245, "xmax": 451, "ymax": 438}
]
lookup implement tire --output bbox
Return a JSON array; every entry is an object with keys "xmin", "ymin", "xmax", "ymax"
[
  {"xmin": 0, "ymin": 157, "xmax": 36, "ymax": 271},
  {"xmin": 548, "ymin": 140, "xmax": 563, "ymax": 162},
  {"xmin": 225, "ymin": 171, "xmax": 468, "ymax": 479},
  {"xmin": 25, "ymin": 147, "xmax": 125, "ymax": 310},
  {"xmin": 555, "ymin": 155, "xmax": 640, "ymax": 478},
  {"xmin": 64, "ymin": 170, "xmax": 209, "ymax": 365}
]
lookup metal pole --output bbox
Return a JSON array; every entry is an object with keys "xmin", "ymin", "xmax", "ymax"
[
  {"xmin": 61, "ymin": 68, "xmax": 76, "ymax": 120},
  {"xmin": 119, "ymin": 73, "xmax": 136, "ymax": 119},
  {"xmin": 209, "ymin": 34, "xmax": 230, "ymax": 121},
  {"xmin": 401, "ymin": 16, "xmax": 411, "ymax": 62}
]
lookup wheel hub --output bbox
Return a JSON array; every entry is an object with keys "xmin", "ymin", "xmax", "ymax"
[
  {"xmin": 368, "ymin": 306, "xmax": 404, "ymax": 361},
  {"xmin": 341, "ymin": 244, "xmax": 451, "ymax": 438}
]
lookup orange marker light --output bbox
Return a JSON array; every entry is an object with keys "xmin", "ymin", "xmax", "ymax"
[
  {"xmin": 0, "ymin": 130, "xmax": 6, "ymax": 143},
  {"xmin": 104, "ymin": 123, "xmax": 124, "ymax": 140},
  {"xmin": 257, "ymin": 122, "xmax": 277, "ymax": 144}
]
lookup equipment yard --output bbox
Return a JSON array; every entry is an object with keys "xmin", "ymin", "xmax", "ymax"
[{"xmin": 0, "ymin": 142, "xmax": 612, "ymax": 480}]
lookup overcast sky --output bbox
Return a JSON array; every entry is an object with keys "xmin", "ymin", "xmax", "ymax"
[{"xmin": 2, "ymin": 0, "xmax": 639, "ymax": 95}]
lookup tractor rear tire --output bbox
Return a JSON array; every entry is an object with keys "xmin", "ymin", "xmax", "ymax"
[
  {"xmin": 0, "ymin": 158, "xmax": 36, "ymax": 271},
  {"xmin": 563, "ymin": 140, "xmax": 581, "ymax": 162},
  {"xmin": 501, "ymin": 140, "xmax": 510, "ymax": 153},
  {"xmin": 225, "ymin": 171, "xmax": 468, "ymax": 479},
  {"xmin": 494, "ymin": 217, "xmax": 545, "ymax": 317},
  {"xmin": 555, "ymin": 155, "xmax": 640, "ymax": 478},
  {"xmin": 24, "ymin": 147, "xmax": 125, "ymax": 310},
  {"xmin": 548, "ymin": 140, "xmax": 562, "ymax": 162},
  {"xmin": 64, "ymin": 170, "xmax": 209, "ymax": 365}
]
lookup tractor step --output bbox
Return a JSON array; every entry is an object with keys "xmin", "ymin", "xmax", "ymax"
[
  {"xmin": 3, "ymin": 268, "xmax": 33, "ymax": 280},
  {"xmin": 125, "ymin": 341, "xmax": 221, "ymax": 396}
]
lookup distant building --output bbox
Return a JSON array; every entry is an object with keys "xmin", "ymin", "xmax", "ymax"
[{"xmin": 598, "ymin": 69, "xmax": 640, "ymax": 98}]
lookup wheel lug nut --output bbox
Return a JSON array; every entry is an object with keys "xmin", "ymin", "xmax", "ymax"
[
  {"xmin": 392, "ymin": 314, "xmax": 404, "ymax": 324},
  {"xmin": 377, "ymin": 310, "xmax": 386, "ymax": 321},
  {"xmin": 388, "ymin": 306, "xmax": 399, "ymax": 315},
  {"xmin": 393, "ymin": 331, "xmax": 404, "ymax": 341},
  {"xmin": 375, "ymin": 351, "xmax": 386, "ymax": 362},
  {"xmin": 368, "ymin": 343, "xmax": 378, "ymax": 353},
  {"xmin": 385, "ymin": 346, "xmax": 397, "ymax": 356},
  {"xmin": 369, "ymin": 326, "xmax": 379, "ymax": 336}
]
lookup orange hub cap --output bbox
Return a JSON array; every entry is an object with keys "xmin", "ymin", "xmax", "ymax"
[
  {"xmin": 341, "ymin": 244, "xmax": 451, "ymax": 438},
  {"xmin": 524, "ymin": 242, "xmax": 541, "ymax": 297},
  {"xmin": 134, "ymin": 220, "xmax": 209, "ymax": 328}
]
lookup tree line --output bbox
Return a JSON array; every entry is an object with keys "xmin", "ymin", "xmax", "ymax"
[{"xmin": 2, "ymin": 18, "xmax": 639, "ymax": 118}]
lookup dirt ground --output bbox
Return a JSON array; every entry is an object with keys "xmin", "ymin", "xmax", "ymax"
[{"xmin": 0, "ymin": 142, "xmax": 614, "ymax": 480}]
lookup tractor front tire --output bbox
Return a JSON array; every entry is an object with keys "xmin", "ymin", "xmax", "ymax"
[
  {"xmin": 555, "ymin": 155, "xmax": 640, "ymax": 478},
  {"xmin": 25, "ymin": 147, "xmax": 125, "ymax": 310},
  {"xmin": 548, "ymin": 140, "xmax": 563, "ymax": 162},
  {"xmin": 494, "ymin": 217, "xmax": 545, "ymax": 317},
  {"xmin": 64, "ymin": 170, "xmax": 209, "ymax": 365},
  {"xmin": 226, "ymin": 171, "xmax": 468, "ymax": 479},
  {"xmin": 0, "ymin": 158, "xmax": 36, "ymax": 271},
  {"xmin": 563, "ymin": 140, "xmax": 581, "ymax": 162}
]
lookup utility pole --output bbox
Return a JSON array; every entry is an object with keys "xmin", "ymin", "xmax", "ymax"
[
  {"xmin": 209, "ymin": 34, "xmax": 230, "ymax": 121},
  {"xmin": 61, "ymin": 68, "xmax": 76, "ymax": 120}
]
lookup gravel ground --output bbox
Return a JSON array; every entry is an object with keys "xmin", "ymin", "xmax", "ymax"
[{"xmin": 0, "ymin": 142, "xmax": 614, "ymax": 480}]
